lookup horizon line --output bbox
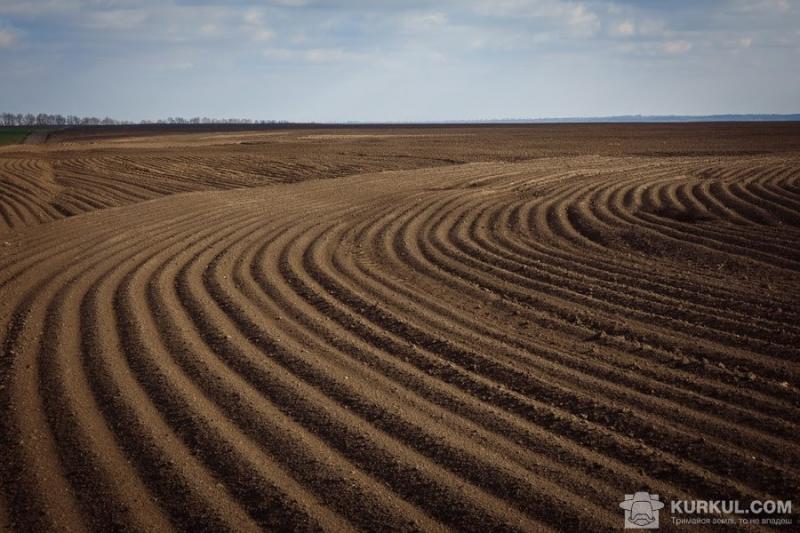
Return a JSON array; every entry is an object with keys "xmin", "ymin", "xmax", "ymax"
[{"xmin": 2, "ymin": 112, "xmax": 800, "ymax": 128}]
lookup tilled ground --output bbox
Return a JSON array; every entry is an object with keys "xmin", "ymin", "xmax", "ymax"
[{"xmin": 1, "ymin": 124, "xmax": 799, "ymax": 532}]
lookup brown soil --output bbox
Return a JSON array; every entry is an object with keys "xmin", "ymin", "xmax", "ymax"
[{"xmin": 1, "ymin": 124, "xmax": 799, "ymax": 532}]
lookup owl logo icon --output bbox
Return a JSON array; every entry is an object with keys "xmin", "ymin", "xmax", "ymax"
[{"xmin": 620, "ymin": 492, "xmax": 665, "ymax": 529}]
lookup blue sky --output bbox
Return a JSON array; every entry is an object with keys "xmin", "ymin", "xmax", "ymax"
[{"xmin": 0, "ymin": 0, "xmax": 798, "ymax": 121}]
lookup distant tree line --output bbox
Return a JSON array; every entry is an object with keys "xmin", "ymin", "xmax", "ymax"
[
  {"xmin": 0, "ymin": 113, "xmax": 127, "ymax": 126},
  {"xmin": 139, "ymin": 117, "xmax": 288, "ymax": 125},
  {"xmin": 1, "ymin": 113, "xmax": 287, "ymax": 127}
]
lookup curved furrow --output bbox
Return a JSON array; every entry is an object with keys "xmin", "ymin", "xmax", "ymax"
[
  {"xmin": 307, "ymin": 192, "xmax": 779, "ymax": 503},
  {"xmin": 243, "ymin": 199, "xmax": 631, "ymax": 487},
  {"xmin": 431, "ymin": 203, "xmax": 800, "ymax": 470},
  {"xmin": 726, "ymin": 180, "xmax": 800, "ymax": 227},
  {"xmin": 745, "ymin": 178, "xmax": 800, "ymax": 218},
  {"xmin": 36, "ymin": 208, "xmax": 260, "ymax": 529},
  {"xmin": 508, "ymin": 197, "xmax": 797, "ymax": 324},
  {"xmin": 595, "ymin": 170, "xmax": 800, "ymax": 275},
  {"xmin": 424, "ymin": 188, "xmax": 795, "ymax": 386},
  {"xmin": 520, "ymin": 175, "xmax": 798, "ymax": 307},
  {"xmin": 481, "ymin": 194, "xmax": 800, "ymax": 350},
  {"xmin": 559, "ymin": 176, "xmax": 800, "ymax": 361},
  {"xmin": 286, "ymin": 218, "xmax": 618, "ymax": 529},
  {"xmin": 191, "ymin": 209, "xmax": 554, "ymax": 531},
  {"xmin": 381, "ymin": 189, "xmax": 799, "ymax": 499},
  {"xmin": 472, "ymin": 177, "xmax": 800, "ymax": 388},
  {"xmin": 113, "ymin": 208, "xmax": 350, "ymax": 531},
  {"xmin": 598, "ymin": 175, "xmax": 800, "ymax": 272},
  {"xmin": 78, "ymin": 210, "xmax": 265, "ymax": 532},
  {"xmin": 316, "ymin": 207, "xmax": 757, "ymax": 514},
  {"xmin": 480, "ymin": 197, "xmax": 800, "ymax": 421},
  {"xmin": 351, "ymin": 191, "xmax": 793, "ymax": 432},
  {"xmin": 194, "ymin": 215, "xmax": 456, "ymax": 532},
  {"xmin": 0, "ymin": 187, "xmax": 45, "ymax": 229},
  {"xmin": 167, "ymin": 209, "xmax": 452, "ymax": 532},
  {"xmin": 514, "ymin": 169, "xmax": 799, "ymax": 368},
  {"xmin": 2, "ymin": 143, "xmax": 799, "ymax": 532},
  {"xmin": 458, "ymin": 192, "xmax": 800, "ymax": 364},
  {"xmin": 673, "ymin": 179, "xmax": 800, "ymax": 257},
  {"xmin": 237, "ymin": 211, "xmax": 636, "ymax": 522},
  {"xmin": 0, "ymin": 198, "xmax": 184, "ymax": 286},
  {"xmin": 0, "ymin": 210, "xmax": 202, "ymax": 531},
  {"xmin": 435, "ymin": 197, "xmax": 800, "ymax": 440},
  {"xmin": 760, "ymin": 166, "xmax": 800, "ymax": 203}
]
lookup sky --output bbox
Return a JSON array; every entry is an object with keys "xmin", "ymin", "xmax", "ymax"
[{"xmin": 0, "ymin": 0, "xmax": 799, "ymax": 122}]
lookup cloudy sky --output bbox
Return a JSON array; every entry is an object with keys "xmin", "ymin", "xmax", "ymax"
[{"xmin": 0, "ymin": 0, "xmax": 798, "ymax": 121}]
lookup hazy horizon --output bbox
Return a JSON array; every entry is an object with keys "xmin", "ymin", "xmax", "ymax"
[{"xmin": 1, "ymin": 0, "xmax": 799, "ymax": 122}]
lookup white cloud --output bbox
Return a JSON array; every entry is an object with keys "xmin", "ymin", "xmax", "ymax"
[
  {"xmin": 733, "ymin": 0, "xmax": 790, "ymax": 13},
  {"xmin": 264, "ymin": 47, "xmax": 371, "ymax": 63},
  {"xmin": 400, "ymin": 12, "xmax": 448, "ymax": 32},
  {"xmin": 243, "ymin": 9, "xmax": 264, "ymax": 26},
  {"xmin": 252, "ymin": 28, "xmax": 276, "ymax": 41},
  {"xmin": 86, "ymin": 9, "xmax": 149, "ymax": 30},
  {"xmin": 614, "ymin": 20, "xmax": 635, "ymax": 36},
  {"xmin": 618, "ymin": 39, "xmax": 696, "ymax": 57},
  {"xmin": 262, "ymin": 47, "xmax": 295, "ymax": 61},
  {"xmin": 472, "ymin": 0, "xmax": 600, "ymax": 36},
  {"xmin": 565, "ymin": 4, "xmax": 597, "ymax": 32},
  {"xmin": 470, "ymin": 30, "xmax": 540, "ymax": 51},
  {"xmin": 242, "ymin": 8, "xmax": 275, "ymax": 42},
  {"xmin": 662, "ymin": 40, "xmax": 692, "ymax": 54},
  {"xmin": 739, "ymin": 36, "xmax": 753, "ymax": 48},
  {"xmin": 0, "ymin": 28, "xmax": 15, "ymax": 47},
  {"xmin": 0, "ymin": 0, "xmax": 80, "ymax": 16},
  {"xmin": 304, "ymin": 48, "xmax": 358, "ymax": 62},
  {"xmin": 270, "ymin": 0, "xmax": 309, "ymax": 6}
]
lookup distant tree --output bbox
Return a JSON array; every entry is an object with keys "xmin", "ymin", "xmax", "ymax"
[{"xmin": 1, "ymin": 111, "xmax": 281, "ymax": 127}]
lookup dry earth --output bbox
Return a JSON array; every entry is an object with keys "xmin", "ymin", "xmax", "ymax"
[{"xmin": 1, "ymin": 124, "xmax": 799, "ymax": 532}]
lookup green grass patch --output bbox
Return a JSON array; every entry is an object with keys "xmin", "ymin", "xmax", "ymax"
[{"xmin": 0, "ymin": 128, "xmax": 36, "ymax": 146}]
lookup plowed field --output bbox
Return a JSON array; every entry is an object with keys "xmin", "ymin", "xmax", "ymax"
[{"xmin": 1, "ymin": 124, "xmax": 799, "ymax": 531}]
